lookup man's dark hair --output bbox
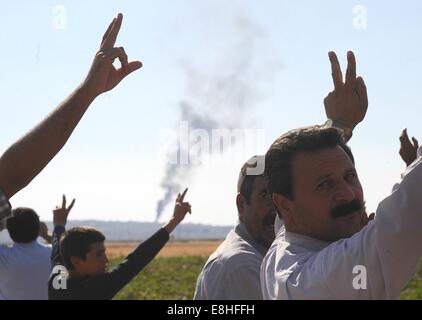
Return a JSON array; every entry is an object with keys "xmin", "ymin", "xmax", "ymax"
[
  {"xmin": 265, "ymin": 126, "xmax": 355, "ymax": 200},
  {"xmin": 7, "ymin": 208, "xmax": 40, "ymax": 243},
  {"xmin": 238, "ymin": 156, "xmax": 265, "ymax": 204},
  {"xmin": 60, "ymin": 227, "xmax": 106, "ymax": 270}
]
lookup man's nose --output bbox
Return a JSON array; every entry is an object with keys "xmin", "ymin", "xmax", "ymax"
[{"xmin": 333, "ymin": 181, "xmax": 356, "ymax": 203}]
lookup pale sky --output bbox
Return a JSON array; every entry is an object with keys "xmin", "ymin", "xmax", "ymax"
[{"xmin": 1, "ymin": 0, "xmax": 421, "ymax": 226}]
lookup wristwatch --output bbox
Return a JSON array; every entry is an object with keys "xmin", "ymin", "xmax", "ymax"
[{"xmin": 324, "ymin": 119, "xmax": 353, "ymax": 142}]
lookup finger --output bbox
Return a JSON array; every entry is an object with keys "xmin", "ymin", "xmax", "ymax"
[
  {"xmin": 400, "ymin": 129, "xmax": 410, "ymax": 143},
  {"xmin": 411, "ymin": 137, "xmax": 419, "ymax": 149},
  {"xmin": 117, "ymin": 47, "xmax": 128, "ymax": 69},
  {"xmin": 117, "ymin": 60, "xmax": 142, "ymax": 79},
  {"xmin": 102, "ymin": 13, "xmax": 123, "ymax": 50},
  {"xmin": 67, "ymin": 199, "xmax": 76, "ymax": 212},
  {"xmin": 345, "ymin": 51, "xmax": 357, "ymax": 89},
  {"xmin": 328, "ymin": 51, "xmax": 343, "ymax": 90},
  {"xmin": 179, "ymin": 188, "xmax": 188, "ymax": 202},
  {"xmin": 100, "ymin": 18, "xmax": 116, "ymax": 49},
  {"xmin": 182, "ymin": 203, "xmax": 191, "ymax": 214},
  {"xmin": 62, "ymin": 195, "xmax": 66, "ymax": 209},
  {"xmin": 355, "ymin": 77, "xmax": 368, "ymax": 109},
  {"xmin": 102, "ymin": 47, "xmax": 127, "ymax": 64}
]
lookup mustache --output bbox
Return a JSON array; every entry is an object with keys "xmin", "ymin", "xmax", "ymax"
[{"xmin": 331, "ymin": 200, "xmax": 364, "ymax": 219}]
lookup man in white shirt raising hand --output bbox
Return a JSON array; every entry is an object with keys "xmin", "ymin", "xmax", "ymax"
[{"xmin": 261, "ymin": 51, "xmax": 422, "ymax": 300}]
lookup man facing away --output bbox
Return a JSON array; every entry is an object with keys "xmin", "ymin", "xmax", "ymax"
[
  {"xmin": 194, "ymin": 156, "xmax": 276, "ymax": 300},
  {"xmin": 0, "ymin": 208, "xmax": 52, "ymax": 300}
]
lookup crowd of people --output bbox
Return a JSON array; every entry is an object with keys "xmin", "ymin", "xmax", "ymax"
[{"xmin": 1, "ymin": 13, "xmax": 421, "ymax": 300}]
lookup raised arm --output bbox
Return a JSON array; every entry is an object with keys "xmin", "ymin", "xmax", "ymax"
[
  {"xmin": 51, "ymin": 195, "xmax": 76, "ymax": 266},
  {"xmin": 98, "ymin": 188, "xmax": 192, "ymax": 299},
  {"xmin": 39, "ymin": 221, "xmax": 53, "ymax": 244},
  {"xmin": 399, "ymin": 129, "xmax": 419, "ymax": 167},
  {"xmin": 163, "ymin": 188, "xmax": 192, "ymax": 233},
  {"xmin": 0, "ymin": 13, "xmax": 142, "ymax": 199}
]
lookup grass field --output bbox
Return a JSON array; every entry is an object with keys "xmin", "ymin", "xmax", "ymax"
[
  {"xmin": 108, "ymin": 241, "xmax": 218, "ymax": 300},
  {"xmin": 106, "ymin": 241, "xmax": 422, "ymax": 300}
]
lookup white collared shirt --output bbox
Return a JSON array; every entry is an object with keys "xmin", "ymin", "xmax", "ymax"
[
  {"xmin": 194, "ymin": 221, "xmax": 269, "ymax": 300},
  {"xmin": 261, "ymin": 153, "xmax": 422, "ymax": 300},
  {"xmin": 0, "ymin": 241, "xmax": 52, "ymax": 300}
]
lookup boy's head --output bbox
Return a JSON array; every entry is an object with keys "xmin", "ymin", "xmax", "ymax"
[
  {"xmin": 7, "ymin": 207, "xmax": 40, "ymax": 243},
  {"xmin": 60, "ymin": 227, "xmax": 108, "ymax": 277}
]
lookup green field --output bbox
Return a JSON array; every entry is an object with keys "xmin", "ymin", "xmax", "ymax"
[
  {"xmin": 110, "ymin": 256, "xmax": 422, "ymax": 300},
  {"xmin": 400, "ymin": 261, "xmax": 422, "ymax": 300},
  {"xmin": 112, "ymin": 256, "xmax": 208, "ymax": 300}
]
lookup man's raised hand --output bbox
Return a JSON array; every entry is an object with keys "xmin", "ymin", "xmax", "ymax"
[
  {"xmin": 164, "ymin": 188, "xmax": 192, "ymax": 234},
  {"xmin": 324, "ymin": 51, "xmax": 368, "ymax": 130},
  {"xmin": 399, "ymin": 129, "xmax": 419, "ymax": 167},
  {"xmin": 53, "ymin": 195, "xmax": 76, "ymax": 228},
  {"xmin": 82, "ymin": 13, "xmax": 142, "ymax": 98}
]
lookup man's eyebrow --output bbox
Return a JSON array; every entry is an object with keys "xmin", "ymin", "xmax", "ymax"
[{"xmin": 345, "ymin": 167, "xmax": 357, "ymax": 174}]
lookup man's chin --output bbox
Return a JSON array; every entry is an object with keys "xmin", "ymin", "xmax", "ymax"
[
  {"xmin": 93, "ymin": 268, "xmax": 107, "ymax": 275},
  {"xmin": 335, "ymin": 213, "xmax": 363, "ymax": 239}
]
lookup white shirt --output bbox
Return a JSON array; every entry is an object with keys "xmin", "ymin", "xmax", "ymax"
[
  {"xmin": 0, "ymin": 241, "xmax": 52, "ymax": 300},
  {"xmin": 261, "ymin": 153, "xmax": 422, "ymax": 300},
  {"xmin": 194, "ymin": 222, "xmax": 268, "ymax": 300}
]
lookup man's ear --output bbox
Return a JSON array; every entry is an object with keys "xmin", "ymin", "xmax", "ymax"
[
  {"xmin": 272, "ymin": 193, "xmax": 293, "ymax": 224},
  {"xmin": 70, "ymin": 256, "xmax": 84, "ymax": 270},
  {"xmin": 236, "ymin": 193, "xmax": 245, "ymax": 221}
]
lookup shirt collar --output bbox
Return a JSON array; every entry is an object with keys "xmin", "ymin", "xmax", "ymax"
[
  {"xmin": 13, "ymin": 240, "xmax": 39, "ymax": 247},
  {"xmin": 284, "ymin": 231, "xmax": 331, "ymax": 252},
  {"xmin": 235, "ymin": 221, "xmax": 268, "ymax": 257}
]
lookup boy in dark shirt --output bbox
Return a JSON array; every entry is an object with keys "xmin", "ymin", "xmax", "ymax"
[{"xmin": 48, "ymin": 190, "xmax": 191, "ymax": 300}]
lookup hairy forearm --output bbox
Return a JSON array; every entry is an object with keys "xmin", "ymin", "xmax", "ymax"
[{"xmin": 0, "ymin": 85, "xmax": 96, "ymax": 198}]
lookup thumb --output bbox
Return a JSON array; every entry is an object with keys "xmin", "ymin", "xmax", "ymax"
[
  {"xmin": 122, "ymin": 61, "xmax": 142, "ymax": 78},
  {"xmin": 412, "ymin": 137, "xmax": 419, "ymax": 149},
  {"xmin": 355, "ymin": 77, "xmax": 368, "ymax": 107},
  {"xmin": 400, "ymin": 128, "xmax": 409, "ymax": 142}
]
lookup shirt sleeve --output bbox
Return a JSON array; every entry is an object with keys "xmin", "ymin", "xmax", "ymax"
[
  {"xmin": 51, "ymin": 226, "xmax": 66, "ymax": 267},
  {"xmin": 281, "ymin": 156, "xmax": 422, "ymax": 299},
  {"xmin": 0, "ymin": 187, "xmax": 11, "ymax": 222}
]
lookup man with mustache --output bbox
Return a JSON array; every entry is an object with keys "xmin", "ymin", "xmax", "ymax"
[
  {"xmin": 194, "ymin": 50, "xmax": 371, "ymax": 300},
  {"xmin": 261, "ymin": 52, "xmax": 422, "ymax": 300},
  {"xmin": 194, "ymin": 156, "xmax": 276, "ymax": 300}
]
